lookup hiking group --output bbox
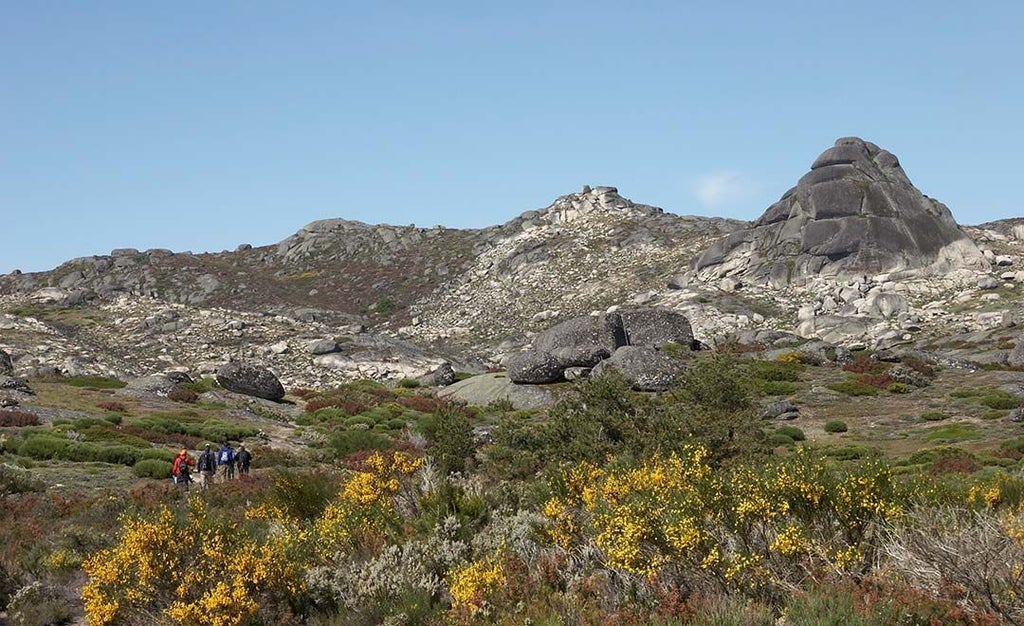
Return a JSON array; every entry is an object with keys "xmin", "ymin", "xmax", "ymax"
[{"xmin": 172, "ymin": 442, "xmax": 252, "ymax": 492}]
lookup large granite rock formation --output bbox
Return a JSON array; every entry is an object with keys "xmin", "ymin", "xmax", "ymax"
[
  {"xmin": 695, "ymin": 137, "xmax": 988, "ymax": 287},
  {"xmin": 216, "ymin": 362, "xmax": 286, "ymax": 401},
  {"xmin": 507, "ymin": 307, "xmax": 693, "ymax": 390}
]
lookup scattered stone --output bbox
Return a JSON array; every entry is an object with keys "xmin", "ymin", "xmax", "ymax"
[
  {"xmin": 307, "ymin": 339, "xmax": 340, "ymax": 355},
  {"xmin": 978, "ymin": 276, "xmax": 1001, "ymax": 290}
]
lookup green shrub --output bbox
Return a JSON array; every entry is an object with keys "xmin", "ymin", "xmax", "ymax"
[
  {"xmin": 888, "ymin": 382, "xmax": 912, "ymax": 394},
  {"xmin": 18, "ymin": 435, "xmax": 71, "ymax": 460},
  {"xmin": 824, "ymin": 420, "xmax": 848, "ymax": 433},
  {"xmin": 397, "ymin": 378, "xmax": 420, "ymax": 389},
  {"xmin": 820, "ymin": 444, "xmax": 877, "ymax": 460},
  {"xmin": 920, "ymin": 411, "xmax": 948, "ymax": 422},
  {"xmin": 328, "ymin": 429, "xmax": 391, "ymax": 458},
  {"xmin": 980, "ymin": 393, "xmax": 1020, "ymax": 410},
  {"xmin": 775, "ymin": 425, "xmax": 806, "ymax": 441},
  {"xmin": 768, "ymin": 433, "xmax": 795, "ymax": 446},
  {"xmin": 747, "ymin": 360, "xmax": 802, "ymax": 382},
  {"xmin": 268, "ymin": 469, "xmax": 340, "ymax": 521},
  {"xmin": 827, "ymin": 380, "xmax": 879, "ymax": 396},
  {"xmin": 132, "ymin": 459, "xmax": 172, "ymax": 479},
  {"xmin": 950, "ymin": 388, "xmax": 986, "ymax": 398},
  {"xmin": 178, "ymin": 377, "xmax": 216, "ymax": 393},
  {"xmin": 926, "ymin": 423, "xmax": 983, "ymax": 443},
  {"xmin": 344, "ymin": 415, "xmax": 377, "ymax": 428},
  {"xmin": 755, "ymin": 380, "xmax": 798, "ymax": 396},
  {"xmin": 430, "ymin": 406, "xmax": 475, "ymax": 474}
]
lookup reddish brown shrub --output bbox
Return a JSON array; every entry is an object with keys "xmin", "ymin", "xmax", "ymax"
[
  {"xmin": 717, "ymin": 341, "xmax": 767, "ymax": 354},
  {"xmin": 857, "ymin": 373, "xmax": 893, "ymax": 389},
  {"xmin": 118, "ymin": 425, "xmax": 202, "ymax": 449},
  {"xmin": 0, "ymin": 409, "xmax": 40, "ymax": 427},
  {"xmin": 900, "ymin": 355, "xmax": 936, "ymax": 377},
  {"xmin": 96, "ymin": 401, "xmax": 128, "ymax": 412},
  {"xmin": 167, "ymin": 388, "xmax": 198, "ymax": 403},
  {"xmin": 930, "ymin": 450, "xmax": 982, "ymax": 475},
  {"xmin": 843, "ymin": 354, "xmax": 889, "ymax": 374}
]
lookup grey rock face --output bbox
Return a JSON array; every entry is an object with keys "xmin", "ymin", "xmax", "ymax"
[
  {"xmin": 0, "ymin": 349, "xmax": 12, "ymax": 376},
  {"xmin": 534, "ymin": 313, "xmax": 626, "ymax": 353},
  {"xmin": 695, "ymin": 137, "xmax": 988, "ymax": 286},
  {"xmin": 216, "ymin": 362, "xmax": 285, "ymax": 401},
  {"xmin": 591, "ymin": 346, "xmax": 685, "ymax": 392},
  {"xmin": 762, "ymin": 400, "xmax": 799, "ymax": 420},
  {"xmin": 123, "ymin": 374, "xmax": 181, "ymax": 396},
  {"xmin": 507, "ymin": 350, "xmax": 565, "ymax": 384},
  {"xmin": 550, "ymin": 345, "xmax": 611, "ymax": 368},
  {"xmin": 619, "ymin": 309, "xmax": 694, "ymax": 348},
  {"xmin": 437, "ymin": 373, "xmax": 555, "ymax": 410}
]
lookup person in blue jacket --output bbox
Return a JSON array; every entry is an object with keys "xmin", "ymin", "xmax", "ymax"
[{"xmin": 217, "ymin": 442, "xmax": 236, "ymax": 482}]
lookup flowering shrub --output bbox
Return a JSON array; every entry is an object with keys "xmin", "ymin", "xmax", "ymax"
[
  {"xmin": 542, "ymin": 446, "xmax": 904, "ymax": 600},
  {"xmin": 82, "ymin": 500, "xmax": 306, "ymax": 626}
]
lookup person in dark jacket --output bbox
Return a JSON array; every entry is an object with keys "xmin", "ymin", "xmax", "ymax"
[
  {"xmin": 196, "ymin": 444, "xmax": 217, "ymax": 490},
  {"xmin": 236, "ymin": 444, "xmax": 253, "ymax": 475}
]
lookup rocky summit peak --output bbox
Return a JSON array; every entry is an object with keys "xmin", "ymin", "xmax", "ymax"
[
  {"xmin": 540, "ymin": 185, "xmax": 664, "ymax": 224},
  {"xmin": 694, "ymin": 137, "xmax": 989, "ymax": 287}
]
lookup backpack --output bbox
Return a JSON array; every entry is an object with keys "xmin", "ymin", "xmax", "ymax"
[{"xmin": 219, "ymin": 448, "xmax": 234, "ymax": 464}]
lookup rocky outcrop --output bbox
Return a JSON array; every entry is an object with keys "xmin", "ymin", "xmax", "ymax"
[
  {"xmin": 507, "ymin": 308, "xmax": 693, "ymax": 389},
  {"xmin": 533, "ymin": 313, "xmax": 626, "ymax": 353},
  {"xmin": 216, "ymin": 362, "xmax": 286, "ymax": 401},
  {"xmin": 591, "ymin": 346, "xmax": 685, "ymax": 392},
  {"xmin": 695, "ymin": 137, "xmax": 989, "ymax": 287}
]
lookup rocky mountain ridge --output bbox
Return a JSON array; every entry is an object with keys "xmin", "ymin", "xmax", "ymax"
[{"xmin": 2, "ymin": 139, "xmax": 1023, "ymax": 389}]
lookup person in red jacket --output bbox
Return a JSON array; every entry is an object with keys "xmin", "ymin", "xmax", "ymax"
[{"xmin": 172, "ymin": 449, "xmax": 195, "ymax": 491}]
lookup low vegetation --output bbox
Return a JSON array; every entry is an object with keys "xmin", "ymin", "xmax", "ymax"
[{"xmin": 3, "ymin": 353, "xmax": 1024, "ymax": 625}]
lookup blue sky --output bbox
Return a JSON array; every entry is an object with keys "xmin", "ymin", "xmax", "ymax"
[{"xmin": 2, "ymin": 1, "xmax": 1021, "ymax": 273}]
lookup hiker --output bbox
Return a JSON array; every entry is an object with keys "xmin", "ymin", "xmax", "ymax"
[
  {"xmin": 217, "ymin": 442, "xmax": 236, "ymax": 481},
  {"xmin": 236, "ymin": 444, "xmax": 252, "ymax": 475},
  {"xmin": 172, "ymin": 449, "xmax": 195, "ymax": 491},
  {"xmin": 196, "ymin": 443, "xmax": 217, "ymax": 489}
]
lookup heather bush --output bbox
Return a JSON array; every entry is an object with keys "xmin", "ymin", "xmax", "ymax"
[
  {"xmin": 0, "ymin": 410, "xmax": 39, "ymax": 427},
  {"xmin": 94, "ymin": 401, "xmax": 127, "ymax": 413},
  {"xmin": 842, "ymin": 354, "xmax": 888, "ymax": 375},
  {"xmin": 166, "ymin": 387, "xmax": 198, "ymax": 403}
]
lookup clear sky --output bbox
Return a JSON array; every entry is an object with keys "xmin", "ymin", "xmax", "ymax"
[{"xmin": 2, "ymin": 1, "xmax": 1021, "ymax": 274}]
